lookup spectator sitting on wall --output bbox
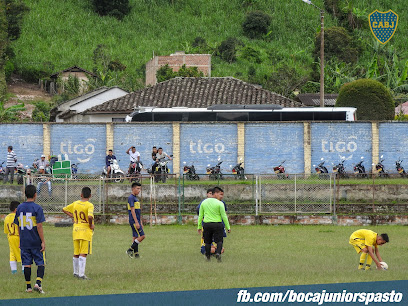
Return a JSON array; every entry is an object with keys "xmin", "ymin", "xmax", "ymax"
[
  {"xmin": 34, "ymin": 155, "xmax": 50, "ymax": 172},
  {"xmin": 36, "ymin": 167, "xmax": 52, "ymax": 197}
]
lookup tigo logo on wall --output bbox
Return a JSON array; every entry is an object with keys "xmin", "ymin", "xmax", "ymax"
[{"xmin": 369, "ymin": 10, "xmax": 398, "ymax": 44}]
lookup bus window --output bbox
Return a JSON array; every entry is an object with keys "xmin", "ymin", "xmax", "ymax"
[
  {"xmin": 313, "ymin": 111, "xmax": 346, "ymax": 121},
  {"xmin": 249, "ymin": 112, "xmax": 281, "ymax": 121},
  {"xmin": 132, "ymin": 113, "xmax": 153, "ymax": 122},
  {"xmin": 281, "ymin": 111, "xmax": 314, "ymax": 121},
  {"xmin": 216, "ymin": 112, "xmax": 249, "ymax": 121},
  {"xmin": 188, "ymin": 112, "xmax": 217, "ymax": 121},
  {"xmin": 153, "ymin": 113, "xmax": 183, "ymax": 121}
]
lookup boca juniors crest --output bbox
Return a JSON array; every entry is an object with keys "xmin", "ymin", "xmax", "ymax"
[{"xmin": 369, "ymin": 10, "xmax": 398, "ymax": 44}]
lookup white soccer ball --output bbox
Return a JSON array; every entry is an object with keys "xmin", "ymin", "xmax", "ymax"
[{"xmin": 380, "ymin": 262, "xmax": 388, "ymax": 270}]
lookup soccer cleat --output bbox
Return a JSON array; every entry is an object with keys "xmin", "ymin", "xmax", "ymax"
[
  {"xmin": 205, "ymin": 255, "xmax": 211, "ymax": 262},
  {"xmin": 33, "ymin": 284, "xmax": 45, "ymax": 294},
  {"xmin": 25, "ymin": 288, "xmax": 33, "ymax": 293},
  {"xmin": 134, "ymin": 253, "xmax": 140, "ymax": 258},
  {"xmin": 215, "ymin": 254, "xmax": 222, "ymax": 263},
  {"xmin": 126, "ymin": 249, "xmax": 134, "ymax": 258},
  {"xmin": 79, "ymin": 275, "xmax": 91, "ymax": 280},
  {"xmin": 74, "ymin": 274, "xmax": 79, "ymax": 278}
]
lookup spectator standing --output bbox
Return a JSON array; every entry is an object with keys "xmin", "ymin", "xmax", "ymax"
[{"xmin": 3, "ymin": 146, "xmax": 17, "ymax": 184}]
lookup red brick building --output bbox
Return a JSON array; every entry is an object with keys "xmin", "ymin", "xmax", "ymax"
[{"xmin": 145, "ymin": 51, "xmax": 211, "ymax": 86}]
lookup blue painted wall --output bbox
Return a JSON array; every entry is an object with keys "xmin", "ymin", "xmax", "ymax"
[
  {"xmin": 244, "ymin": 123, "xmax": 304, "ymax": 174},
  {"xmin": 113, "ymin": 124, "xmax": 173, "ymax": 173},
  {"xmin": 180, "ymin": 124, "xmax": 237, "ymax": 175},
  {"xmin": 311, "ymin": 123, "xmax": 372, "ymax": 173},
  {"xmin": 50, "ymin": 124, "xmax": 106, "ymax": 174},
  {"xmin": 0, "ymin": 124, "xmax": 43, "ymax": 168},
  {"xmin": 379, "ymin": 122, "xmax": 408, "ymax": 174}
]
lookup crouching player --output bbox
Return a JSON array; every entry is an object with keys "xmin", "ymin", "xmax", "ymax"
[
  {"xmin": 200, "ymin": 238, "xmax": 224, "ymax": 255},
  {"xmin": 4, "ymin": 201, "xmax": 21, "ymax": 274},
  {"xmin": 126, "ymin": 182, "xmax": 145, "ymax": 258},
  {"xmin": 63, "ymin": 187, "xmax": 94, "ymax": 280},
  {"xmin": 349, "ymin": 229, "xmax": 389, "ymax": 270},
  {"xmin": 13, "ymin": 185, "xmax": 46, "ymax": 294}
]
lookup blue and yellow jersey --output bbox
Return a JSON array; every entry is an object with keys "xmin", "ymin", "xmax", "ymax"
[
  {"xmin": 63, "ymin": 200, "xmax": 94, "ymax": 241},
  {"xmin": 350, "ymin": 229, "xmax": 378, "ymax": 247},
  {"xmin": 127, "ymin": 194, "xmax": 141, "ymax": 225},
  {"xmin": 200, "ymin": 237, "xmax": 217, "ymax": 255},
  {"xmin": 4, "ymin": 212, "xmax": 19, "ymax": 237},
  {"xmin": 13, "ymin": 201, "xmax": 45, "ymax": 249}
]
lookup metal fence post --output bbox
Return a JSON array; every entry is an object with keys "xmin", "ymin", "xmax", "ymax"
[
  {"xmin": 259, "ymin": 175, "xmax": 262, "ymax": 213},
  {"xmin": 177, "ymin": 176, "xmax": 182, "ymax": 225},
  {"xmin": 255, "ymin": 175, "xmax": 259, "ymax": 216},
  {"xmin": 294, "ymin": 174, "xmax": 297, "ymax": 214},
  {"xmin": 332, "ymin": 173, "xmax": 337, "ymax": 224},
  {"xmin": 64, "ymin": 175, "xmax": 68, "ymax": 206},
  {"xmin": 100, "ymin": 177, "xmax": 104, "ymax": 215}
]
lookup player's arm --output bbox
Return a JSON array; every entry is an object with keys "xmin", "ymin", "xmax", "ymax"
[
  {"xmin": 88, "ymin": 215, "xmax": 94, "ymax": 230},
  {"xmin": 197, "ymin": 204, "xmax": 204, "ymax": 234},
  {"xmin": 130, "ymin": 206, "xmax": 140, "ymax": 229},
  {"xmin": 374, "ymin": 245, "xmax": 383, "ymax": 263},
  {"xmin": 62, "ymin": 207, "xmax": 74, "ymax": 218},
  {"xmin": 126, "ymin": 147, "xmax": 131, "ymax": 154},
  {"xmin": 37, "ymin": 222, "xmax": 46, "ymax": 252},
  {"xmin": 219, "ymin": 202, "xmax": 231, "ymax": 232},
  {"xmin": 366, "ymin": 246, "xmax": 382, "ymax": 269}
]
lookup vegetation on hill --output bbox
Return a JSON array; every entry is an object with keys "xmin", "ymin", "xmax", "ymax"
[{"xmin": 4, "ymin": 0, "xmax": 408, "ymax": 105}]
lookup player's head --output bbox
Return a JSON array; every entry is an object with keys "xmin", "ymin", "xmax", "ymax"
[
  {"xmin": 206, "ymin": 188, "xmax": 214, "ymax": 198},
  {"xmin": 81, "ymin": 187, "xmax": 92, "ymax": 199},
  {"xmin": 131, "ymin": 146, "xmax": 136, "ymax": 153},
  {"xmin": 9, "ymin": 201, "xmax": 19, "ymax": 212},
  {"xmin": 212, "ymin": 186, "xmax": 224, "ymax": 201},
  {"xmin": 132, "ymin": 182, "xmax": 142, "ymax": 195},
  {"xmin": 25, "ymin": 185, "xmax": 37, "ymax": 199},
  {"xmin": 377, "ymin": 233, "xmax": 389, "ymax": 245},
  {"xmin": 108, "ymin": 150, "xmax": 113, "ymax": 156}
]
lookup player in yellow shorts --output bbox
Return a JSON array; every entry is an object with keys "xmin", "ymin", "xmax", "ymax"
[
  {"xmin": 349, "ymin": 229, "xmax": 388, "ymax": 270},
  {"xmin": 3, "ymin": 201, "xmax": 21, "ymax": 274},
  {"xmin": 63, "ymin": 187, "xmax": 94, "ymax": 280}
]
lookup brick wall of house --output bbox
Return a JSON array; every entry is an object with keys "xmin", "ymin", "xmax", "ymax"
[{"xmin": 145, "ymin": 52, "xmax": 211, "ymax": 86}]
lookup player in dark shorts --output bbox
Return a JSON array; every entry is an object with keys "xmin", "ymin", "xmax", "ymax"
[{"xmin": 126, "ymin": 182, "xmax": 145, "ymax": 258}]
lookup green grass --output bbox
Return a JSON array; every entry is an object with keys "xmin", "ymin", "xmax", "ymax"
[
  {"xmin": 10, "ymin": 0, "xmax": 408, "ymax": 92},
  {"xmin": 0, "ymin": 224, "xmax": 407, "ymax": 300}
]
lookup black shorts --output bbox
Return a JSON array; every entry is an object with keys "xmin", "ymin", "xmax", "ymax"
[{"xmin": 203, "ymin": 222, "xmax": 224, "ymax": 245}]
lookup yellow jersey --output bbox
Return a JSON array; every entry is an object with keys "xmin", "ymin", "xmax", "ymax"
[
  {"xmin": 350, "ymin": 229, "xmax": 377, "ymax": 247},
  {"xmin": 63, "ymin": 200, "xmax": 94, "ymax": 241},
  {"xmin": 4, "ymin": 213, "xmax": 19, "ymax": 237}
]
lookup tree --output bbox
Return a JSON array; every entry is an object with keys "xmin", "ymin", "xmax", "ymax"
[
  {"xmin": 336, "ymin": 79, "xmax": 395, "ymax": 120},
  {"xmin": 242, "ymin": 11, "xmax": 271, "ymax": 39},
  {"xmin": 0, "ymin": 0, "xmax": 7, "ymax": 101},
  {"xmin": 32, "ymin": 101, "xmax": 52, "ymax": 122},
  {"xmin": 91, "ymin": 0, "xmax": 130, "ymax": 20},
  {"xmin": 216, "ymin": 37, "xmax": 243, "ymax": 63},
  {"xmin": 0, "ymin": 101, "xmax": 25, "ymax": 121},
  {"xmin": 156, "ymin": 64, "xmax": 204, "ymax": 83}
]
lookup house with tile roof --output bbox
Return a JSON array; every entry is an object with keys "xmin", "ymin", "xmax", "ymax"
[{"xmin": 78, "ymin": 77, "xmax": 304, "ymax": 122}]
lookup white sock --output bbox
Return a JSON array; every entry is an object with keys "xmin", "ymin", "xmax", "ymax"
[
  {"xmin": 79, "ymin": 257, "xmax": 87, "ymax": 277},
  {"xmin": 73, "ymin": 257, "xmax": 79, "ymax": 275},
  {"xmin": 10, "ymin": 261, "xmax": 17, "ymax": 273}
]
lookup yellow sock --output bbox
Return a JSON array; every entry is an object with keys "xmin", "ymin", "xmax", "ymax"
[
  {"xmin": 365, "ymin": 255, "xmax": 373, "ymax": 270},
  {"xmin": 359, "ymin": 252, "xmax": 367, "ymax": 270}
]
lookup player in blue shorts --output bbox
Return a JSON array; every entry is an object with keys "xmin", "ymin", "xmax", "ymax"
[
  {"xmin": 13, "ymin": 185, "xmax": 46, "ymax": 294},
  {"xmin": 126, "ymin": 182, "xmax": 145, "ymax": 258}
]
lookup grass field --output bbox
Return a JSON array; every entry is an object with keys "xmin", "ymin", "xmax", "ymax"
[{"xmin": 0, "ymin": 224, "xmax": 407, "ymax": 300}]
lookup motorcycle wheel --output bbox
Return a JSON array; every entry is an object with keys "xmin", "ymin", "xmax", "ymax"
[
  {"xmin": 154, "ymin": 172, "xmax": 160, "ymax": 183},
  {"xmin": 161, "ymin": 173, "xmax": 167, "ymax": 183},
  {"xmin": 194, "ymin": 175, "xmax": 200, "ymax": 180},
  {"xmin": 114, "ymin": 173, "xmax": 124, "ymax": 183}
]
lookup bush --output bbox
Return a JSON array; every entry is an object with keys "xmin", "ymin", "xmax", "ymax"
[
  {"xmin": 242, "ymin": 10, "xmax": 271, "ymax": 39},
  {"xmin": 4, "ymin": 61, "xmax": 14, "ymax": 81},
  {"xmin": 32, "ymin": 101, "xmax": 52, "ymax": 122},
  {"xmin": 239, "ymin": 46, "xmax": 262, "ymax": 63},
  {"xmin": 217, "ymin": 37, "xmax": 243, "ymax": 63},
  {"xmin": 314, "ymin": 26, "xmax": 359, "ymax": 63},
  {"xmin": 336, "ymin": 79, "xmax": 395, "ymax": 120},
  {"xmin": 91, "ymin": 0, "xmax": 130, "ymax": 20}
]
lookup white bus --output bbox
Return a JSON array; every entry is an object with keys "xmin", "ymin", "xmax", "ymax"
[{"xmin": 125, "ymin": 105, "xmax": 357, "ymax": 122}]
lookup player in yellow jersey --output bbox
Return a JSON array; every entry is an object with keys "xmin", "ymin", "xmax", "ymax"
[
  {"xmin": 3, "ymin": 201, "xmax": 21, "ymax": 274},
  {"xmin": 63, "ymin": 187, "xmax": 94, "ymax": 280},
  {"xmin": 349, "ymin": 229, "xmax": 388, "ymax": 270}
]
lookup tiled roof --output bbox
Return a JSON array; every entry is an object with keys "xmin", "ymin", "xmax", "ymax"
[
  {"xmin": 83, "ymin": 77, "xmax": 304, "ymax": 114},
  {"xmin": 297, "ymin": 93, "xmax": 338, "ymax": 107},
  {"xmin": 50, "ymin": 65, "xmax": 97, "ymax": 78}
]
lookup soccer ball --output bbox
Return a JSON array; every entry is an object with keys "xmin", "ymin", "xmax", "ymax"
[{"xmin": 379, "ymin": 262, "xmax": 388, "ymax": 270}]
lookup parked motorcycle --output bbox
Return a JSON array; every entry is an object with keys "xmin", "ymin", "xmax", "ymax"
[
  {"xmin": 354, "ymin": 157, "xmax": 368, "ymax": 178},
  {"xmin": 102, "ymin": 159, "xmax": 125, "ymax": 183},
  {"xmin": 206, "ymin": 160, "xmax": 223, "ymax": 180},
  {"xmin": 314, "ymin": 158, "xmax": 329, "ymax": 178},
  {"xmin": 128, "ymin": 160, "xmax": 143, "ymax": 182},
  {"xmin": 396, "ymin": 159, "xmax": 406, "ymax": 177},
  {"xmin": 0, "ymin": 161, "xmax": 5, "ymax": 180},
  {"xmin": 231, "ymin": 162, "xmax": 246, "ymax": 180},
  {"xmin": 332, "ymin": 159, "xmax": 348, "ymax": 178},
  {"xmin": 71, "ymin": 162, "xmax": 79, "ymax": 179},
  {"xmin": 183, "ymin": 162, "xmax": 200, "ymax": 180},
  {"xmin": 375, "ymin": 155, "xmax": 389, "ymax": 178},
  {"xmin": 154, "ymin": 156, "xmax": 172, "ymax": 183},
  {"xmin": 273, "ymin": 160, "xmax": 288, "ymax": 179}
]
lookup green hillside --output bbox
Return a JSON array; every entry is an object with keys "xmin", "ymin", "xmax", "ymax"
[{"xmin": 10, "ymin": 0, "xmax": 408, "ymax": 97}]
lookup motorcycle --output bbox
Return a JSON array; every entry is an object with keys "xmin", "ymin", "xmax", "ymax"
[
  {"xmin": 183, "ymin": 162, "xmax": 200, "ymax": 180},
  {"xmin": 314, "ymin": 158, "xmax": 329, "ymax": 178},
  {"xmin": 273, "ymin": 160, "xmax": 288, "ymax": 179},
  {"xmin": 206, "ymin": 160, "xmax": 223, "ymax": 180},
  {"xmin": 332, "ymin": 159, "xmax": 348, "ymax": 178},
  {"xmin": 396, "ymin": 159, "xmax": 406, "ymax": 177},
  {"xmin": 71, "ymin": 162, "xmax": 79, "ymax": 179},
  {"xmin": 231, "ymin": 162, "xmax": 246, "ymax": 180},
  {"xmin": 154, "ymin": 156, "xmax": 172, "ymax": 183},
  {"xmin": 354, "ymin": 157, "xmax": 368, "ymax": 178},
  {"xmin": 128, "ymin": 160, "xmax": 143, "ymax": 182},
  {"xmin": 375, "ymin": 155, "xmax": 389, "ymax": 178},
  {"xmin": 0, "ymin": 161, "xmax": 5, "ymax": 180},
  {"xmin": 102, "ymin": 159, "xmax": 125, "ymax": 183},
  {"xmin": 16, "ymin": 163, "xmax": 27, "ymax": 184}
]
